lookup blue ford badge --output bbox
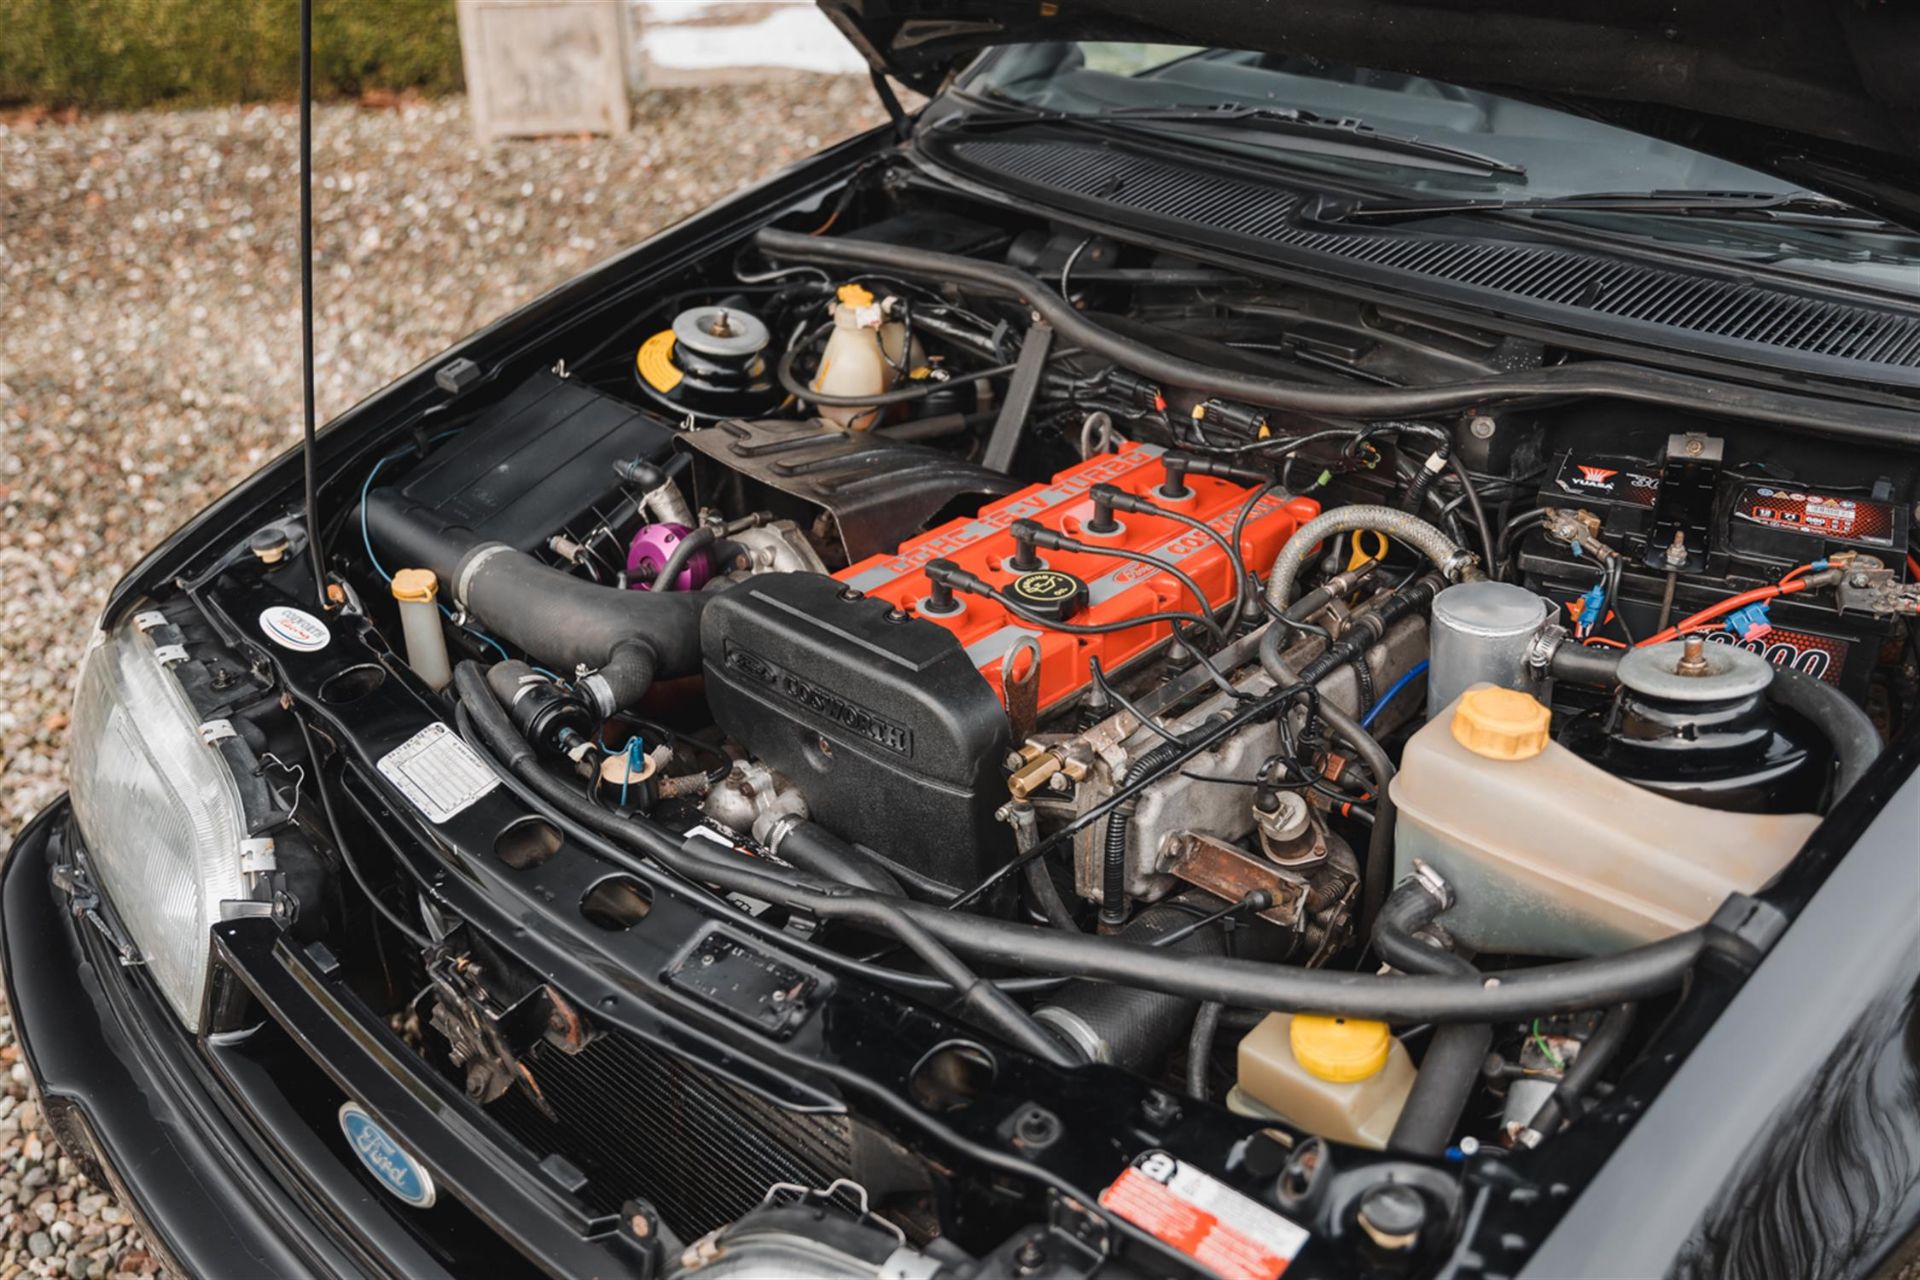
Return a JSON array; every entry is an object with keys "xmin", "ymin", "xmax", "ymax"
[{"xmin": 338, "ymin": 1102, "xmax": 436, "ymax": 1208}]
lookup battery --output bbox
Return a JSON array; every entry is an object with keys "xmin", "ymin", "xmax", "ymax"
[{"xmin": 1519, "ymin": 446, "xmax": 1914, "ymax": 699}]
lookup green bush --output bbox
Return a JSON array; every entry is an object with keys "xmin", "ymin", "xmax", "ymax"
[{"xmin": 0, "ymin": 0, "xmax": 463, "ymax": 109}]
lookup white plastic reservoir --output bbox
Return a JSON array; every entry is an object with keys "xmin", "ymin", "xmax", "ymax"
[{"xmin": 1390, "ymin": 685, "xmax": 1820, "ymax": 957}]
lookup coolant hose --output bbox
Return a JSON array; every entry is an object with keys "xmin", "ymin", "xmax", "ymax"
[
  {"xmin": 764, "ymin": 820, "xmax": 904, "ymax": 898},
  {"xmin": 1375, "ymin": 876, "xmax": 1493, "ymax": 1156},
  {"xmin": 1765, "ymin": 663, "xmax": 1881, "ymax": 800},
  {"xmin": 367, "ymin": 490, "xmax": 705, "ymax": 714},
  {"xmin": 457, "ymin": 662, "xmax": 1709, "ymax": 1027},
  {"xmin": 1266, "ymin": 505, "xmax": 1479, "ymax": 612},
  {"xmin": 1547, "ymin": 640, "xmax": 1881, "ymax": 803},
  {"xmin": 753, "ymin": 228, "xmax": 1920, "ymax": 443},
  {"xmin": 1260, "ymin": 643, "xmax": 1402, "ymax": 939},
  {"xmin": 452, "ymin": 662, "xmax": 1072, "ymax": 1065},
  {"xmin": 1034, "ymin": 898, "xmax": 1228, "ymax": 1073}
]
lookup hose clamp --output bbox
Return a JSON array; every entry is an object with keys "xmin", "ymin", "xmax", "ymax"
[
  {"xmin": 1440, "ymin": 548, "xmax": 1483, "ymax": 582},
  {"xmin": 1410, "ymin": 858, "xmax": 1454, "ymax": 910},
  {"xmin": 578, "ymin": 672, "xmax": 617, "ymax": 719},
  {"xmin": 454, "ymin": 542, "xmax": 513, "ymax": 610},
  {"xmin": 1526, "ymin": 622, "xmax": 1568, "ymax": 674}
]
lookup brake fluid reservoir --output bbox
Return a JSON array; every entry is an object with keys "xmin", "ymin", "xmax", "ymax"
[
  {"xmin": 1390, "ymin": 686, "xmax": 1820, "ymax": 957},
  {"xmin": 1231, "ymin": 1014, "xmax": 1416, "ymax": 1150},
  {"xmin": 812, "ymin": 284, "xmax": 891, "ymax": 430}
]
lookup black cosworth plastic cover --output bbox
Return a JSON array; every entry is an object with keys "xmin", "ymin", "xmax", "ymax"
[{"xmin": 820, "ymin": 0, "xmax": 1920, "ymax": 179}]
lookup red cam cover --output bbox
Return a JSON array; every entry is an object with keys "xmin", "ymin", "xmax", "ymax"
[{"xmin": 833, "ymin": 445, "xmax": 1319, "ymax": 712}]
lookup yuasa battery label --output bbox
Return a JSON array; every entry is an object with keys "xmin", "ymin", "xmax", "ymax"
[
  {"xmin": 1100, "ymin": 1151, "xmax": 1309, "ymax": 1280},
  {"xmin": 1732, "ymin": 483, "xmax": 1897, "ymax": 545},
  {"xmin": 1704, "ymin": 627, "xmax": 1848, "ymax": 686},
  {"xmin": 1552, "ymin": 457, "xmax": 1661, "ymax": 507}
]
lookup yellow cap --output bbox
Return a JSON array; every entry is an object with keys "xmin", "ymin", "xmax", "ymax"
[
  {"xmin": 1451, "ymin": 686, "xmax": 1551, "ymax": 760},
  {"xmin": 391, "ymin": 568, "xmax": 438, "ymax": 604},
  {"xmin": 836, "ymin": 283, "xmax": 875, "ymax": 308},
  {"xmin": 1290, "ymin": 1014, "xmax": 1391, "ymax": 1083}
]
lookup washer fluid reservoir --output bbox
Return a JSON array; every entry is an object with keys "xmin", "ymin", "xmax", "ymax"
[{"xmin": 1390, "ymin": 684, "xmax": 1820, "ymax": 957}]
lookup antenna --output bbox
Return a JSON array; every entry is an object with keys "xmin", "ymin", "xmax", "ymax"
[{"xmin": 298, "ymin": 0, "xmax": 328, "ymax": 607}]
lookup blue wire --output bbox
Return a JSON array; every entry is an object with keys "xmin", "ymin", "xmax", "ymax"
[
  {"xmin": 359, "ymin": 434, "xmax": 509, "ymax": 662},
  {"xmin": 1361, "ymin": 659, "xmax": 1430, "ymax": 728},
  {"xmin": 620, "ymin": 736, "xmax": 644, "ymax": 807}
]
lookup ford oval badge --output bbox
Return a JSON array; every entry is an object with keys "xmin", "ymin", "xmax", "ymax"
[{"xmin": 338, "ymin": 1102, "xmax": 436, "ymax": 1208}]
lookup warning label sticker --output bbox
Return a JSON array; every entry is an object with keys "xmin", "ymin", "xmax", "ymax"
[
  {"xmin": 376, "ymin": 721, "xmax": 498, "ymax": 824},
  {"xmin": 1100, "ymin": 1151, "xmax": 1309, "ymax": 1280}
]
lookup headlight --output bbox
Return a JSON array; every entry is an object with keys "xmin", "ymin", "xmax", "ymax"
[{"xmin": 69, "ymin": 613, "xmax": 246, "ymax": 1030}]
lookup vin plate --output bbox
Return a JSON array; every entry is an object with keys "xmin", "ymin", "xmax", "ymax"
[{"xmin": 376, "ymin": 722, "xmax": 498, "ymax": 823}]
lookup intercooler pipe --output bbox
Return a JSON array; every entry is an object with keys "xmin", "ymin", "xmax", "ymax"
[
  {"xmin": 1546, "ymin": 639, "xmax": 1882, "ymax": 803},
  {"xmin": 1373, "ymin": 875, "xmax": 1494, "ymax": 1157},
  {"xmin": 1265, "ymin": 505, "xmax": 1480, "ymax": 612},
  {"xmin": 1034, "ymin": 896, "xmax": 1229, "ymax": 1073},
  {"xmin": 367, "ymin": 490, "xmax": 707, "ymax": 715}
]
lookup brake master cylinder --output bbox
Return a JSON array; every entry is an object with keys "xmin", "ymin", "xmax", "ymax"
[{"xmin": 1390, "ymin": 680, "xmax": 1820, "ymax": 957}]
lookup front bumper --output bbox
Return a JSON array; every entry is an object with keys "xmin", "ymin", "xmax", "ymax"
[{"xmin": 0, "ymin": 801, "xmax": 645, "ymax": 1280}]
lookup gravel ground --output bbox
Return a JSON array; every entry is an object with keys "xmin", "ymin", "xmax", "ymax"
[{"xmin": 0, "ymin": 73, "xmax": 888, "ymax": 1278}]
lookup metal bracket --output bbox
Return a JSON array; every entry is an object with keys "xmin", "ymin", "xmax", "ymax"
[
  {"xmin": 133, "ymin": 610, "xmax": 168, "ymax": 633},
  {"xmin": 199, "ymin": 718, "xmax": 237, "ymax": 746},
  {"xmin": 152, "ymin": 644, "xmax": 189, "ymax": 666},
  {"xmin": 239, "ymin": 837, "xmax": 277, "ymax": 876}
]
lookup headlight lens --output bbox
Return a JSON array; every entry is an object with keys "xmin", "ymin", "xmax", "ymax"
[{"xmin": 69, "ymin": 615, "xmax": 245, "ymax": 1030}]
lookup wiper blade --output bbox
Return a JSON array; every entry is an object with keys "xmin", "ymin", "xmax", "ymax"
[
  {"xmin": 948, "ymin": 98, "xmax": 1526, "ymax": 177},
  {"xmin": 1339, "ymin": 188, "xmax": 1891, "ymax": 228}
]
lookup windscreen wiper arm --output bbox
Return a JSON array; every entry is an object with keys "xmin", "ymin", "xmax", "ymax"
[
  {"xmin": 1337, "ymin": 188, "xmax": 1893, "ymax": 228},
  {"xmin": 947, "ymin": 98, "xmax": 1526, "ymax": 177}
]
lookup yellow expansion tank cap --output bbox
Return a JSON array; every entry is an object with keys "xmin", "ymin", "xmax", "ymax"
[
  {"xmin": 1451, "ymin": 686, "xmax": 1551, "ymax": 760},
  {"xmin": 1291, "ymin": 1014, "xmax": 1391, "ymax": 1083},
  {"xmin": 836, "ymin": 283, "xmax": 876, "ymax": 308},
  {"xmin": 390, "ymin": 568, "xmax": 439, "ymax": 604}
]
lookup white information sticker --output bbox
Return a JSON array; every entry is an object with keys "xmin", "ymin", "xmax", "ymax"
[
  {"xmin": 1100, "ymin": 1151, "xmax": 1310, "ymax": 1280},
  {"xmin": 376, "ymin": 722, "xmax": 498, "ymax": 824},
  {"xmin": 258, "ymin": 605, "xmax": 332, "ymax": 652}
]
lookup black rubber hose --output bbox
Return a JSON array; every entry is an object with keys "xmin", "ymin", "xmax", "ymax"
[
  {"xmin": 1102, "ymin": 740, "xmax": 1186, "ymax": 928},
  {"xmin": 1524, "ymin": 1002, "xmax": 1637, "ymax": 1141},
  {"xmin": 1547, "ymin": 639, "xmax": 1624, "ymax": 687},
  {"xmin": 1187, "ymin": 1001, "xmax": 1225, "ymax": 1101},
  {"xmin": 754, "ymin": 228, "xmax": 1920, "ymax": 443},
  {"xmin": 1547, "ymin": 640, "xmax": 1881, "ymax": 803},
  {"xmin": 1033, "ymin": 899, "xmax": 1228, "ymax": 1073},
  {"xmin": 1375, "ymin": 877, "xmax": 1492, "ymax": 1156},
  {"xmin": 1393, "ymin": 1021, "xmax": 1493, "ymax": 1156},
  {"xmin": 647, "ymin": 524, "xmax": 717, "ymax": 592},
  {"xmin": 766, "ymin": 821, "xmax": 904, "ymax": 897},
  {"xmin": 367, "ymin": 491, "xmax": 705, "ymax": 714},
  {"xmin": 1767, "ymin": 662, "xmax": 1881, "ymax": 800},
  {"xmin": 453, "ymin": 662, "xmax": 1072, "ymax": 1061},
  {"xmin": 1023, "ymin": 856, "xmax": 1080, "ymax": 932},
  {"xmin": 458, "ymin": 663, "xmax": 1705, "ymax": 1025}
]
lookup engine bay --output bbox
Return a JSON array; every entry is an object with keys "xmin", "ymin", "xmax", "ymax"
[{"xmin": 144, "ymin": 153, "xmax": 1920, "ymax": 1273}]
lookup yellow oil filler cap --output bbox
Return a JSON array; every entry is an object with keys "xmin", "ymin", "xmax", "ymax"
[
  {"xmin": 1451, "ymin": 686, "xmax": 1551, "ymax": 760},
  {"xmin": 1290, "ymin": 1014, "xmax": 1392, "ymax": 1083},
  {"xmin": 391, "ymin": 567, "xmax": 439, "ymax": 604}
]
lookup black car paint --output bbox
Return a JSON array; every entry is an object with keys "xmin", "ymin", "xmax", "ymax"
[
  {"xmin": 819, "ymin": 2, "xmax": 1920, "ymax": 224},
  {"xmin": 4, "ymin": 60, "xmax": 1919, "ymax": 1280}
]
